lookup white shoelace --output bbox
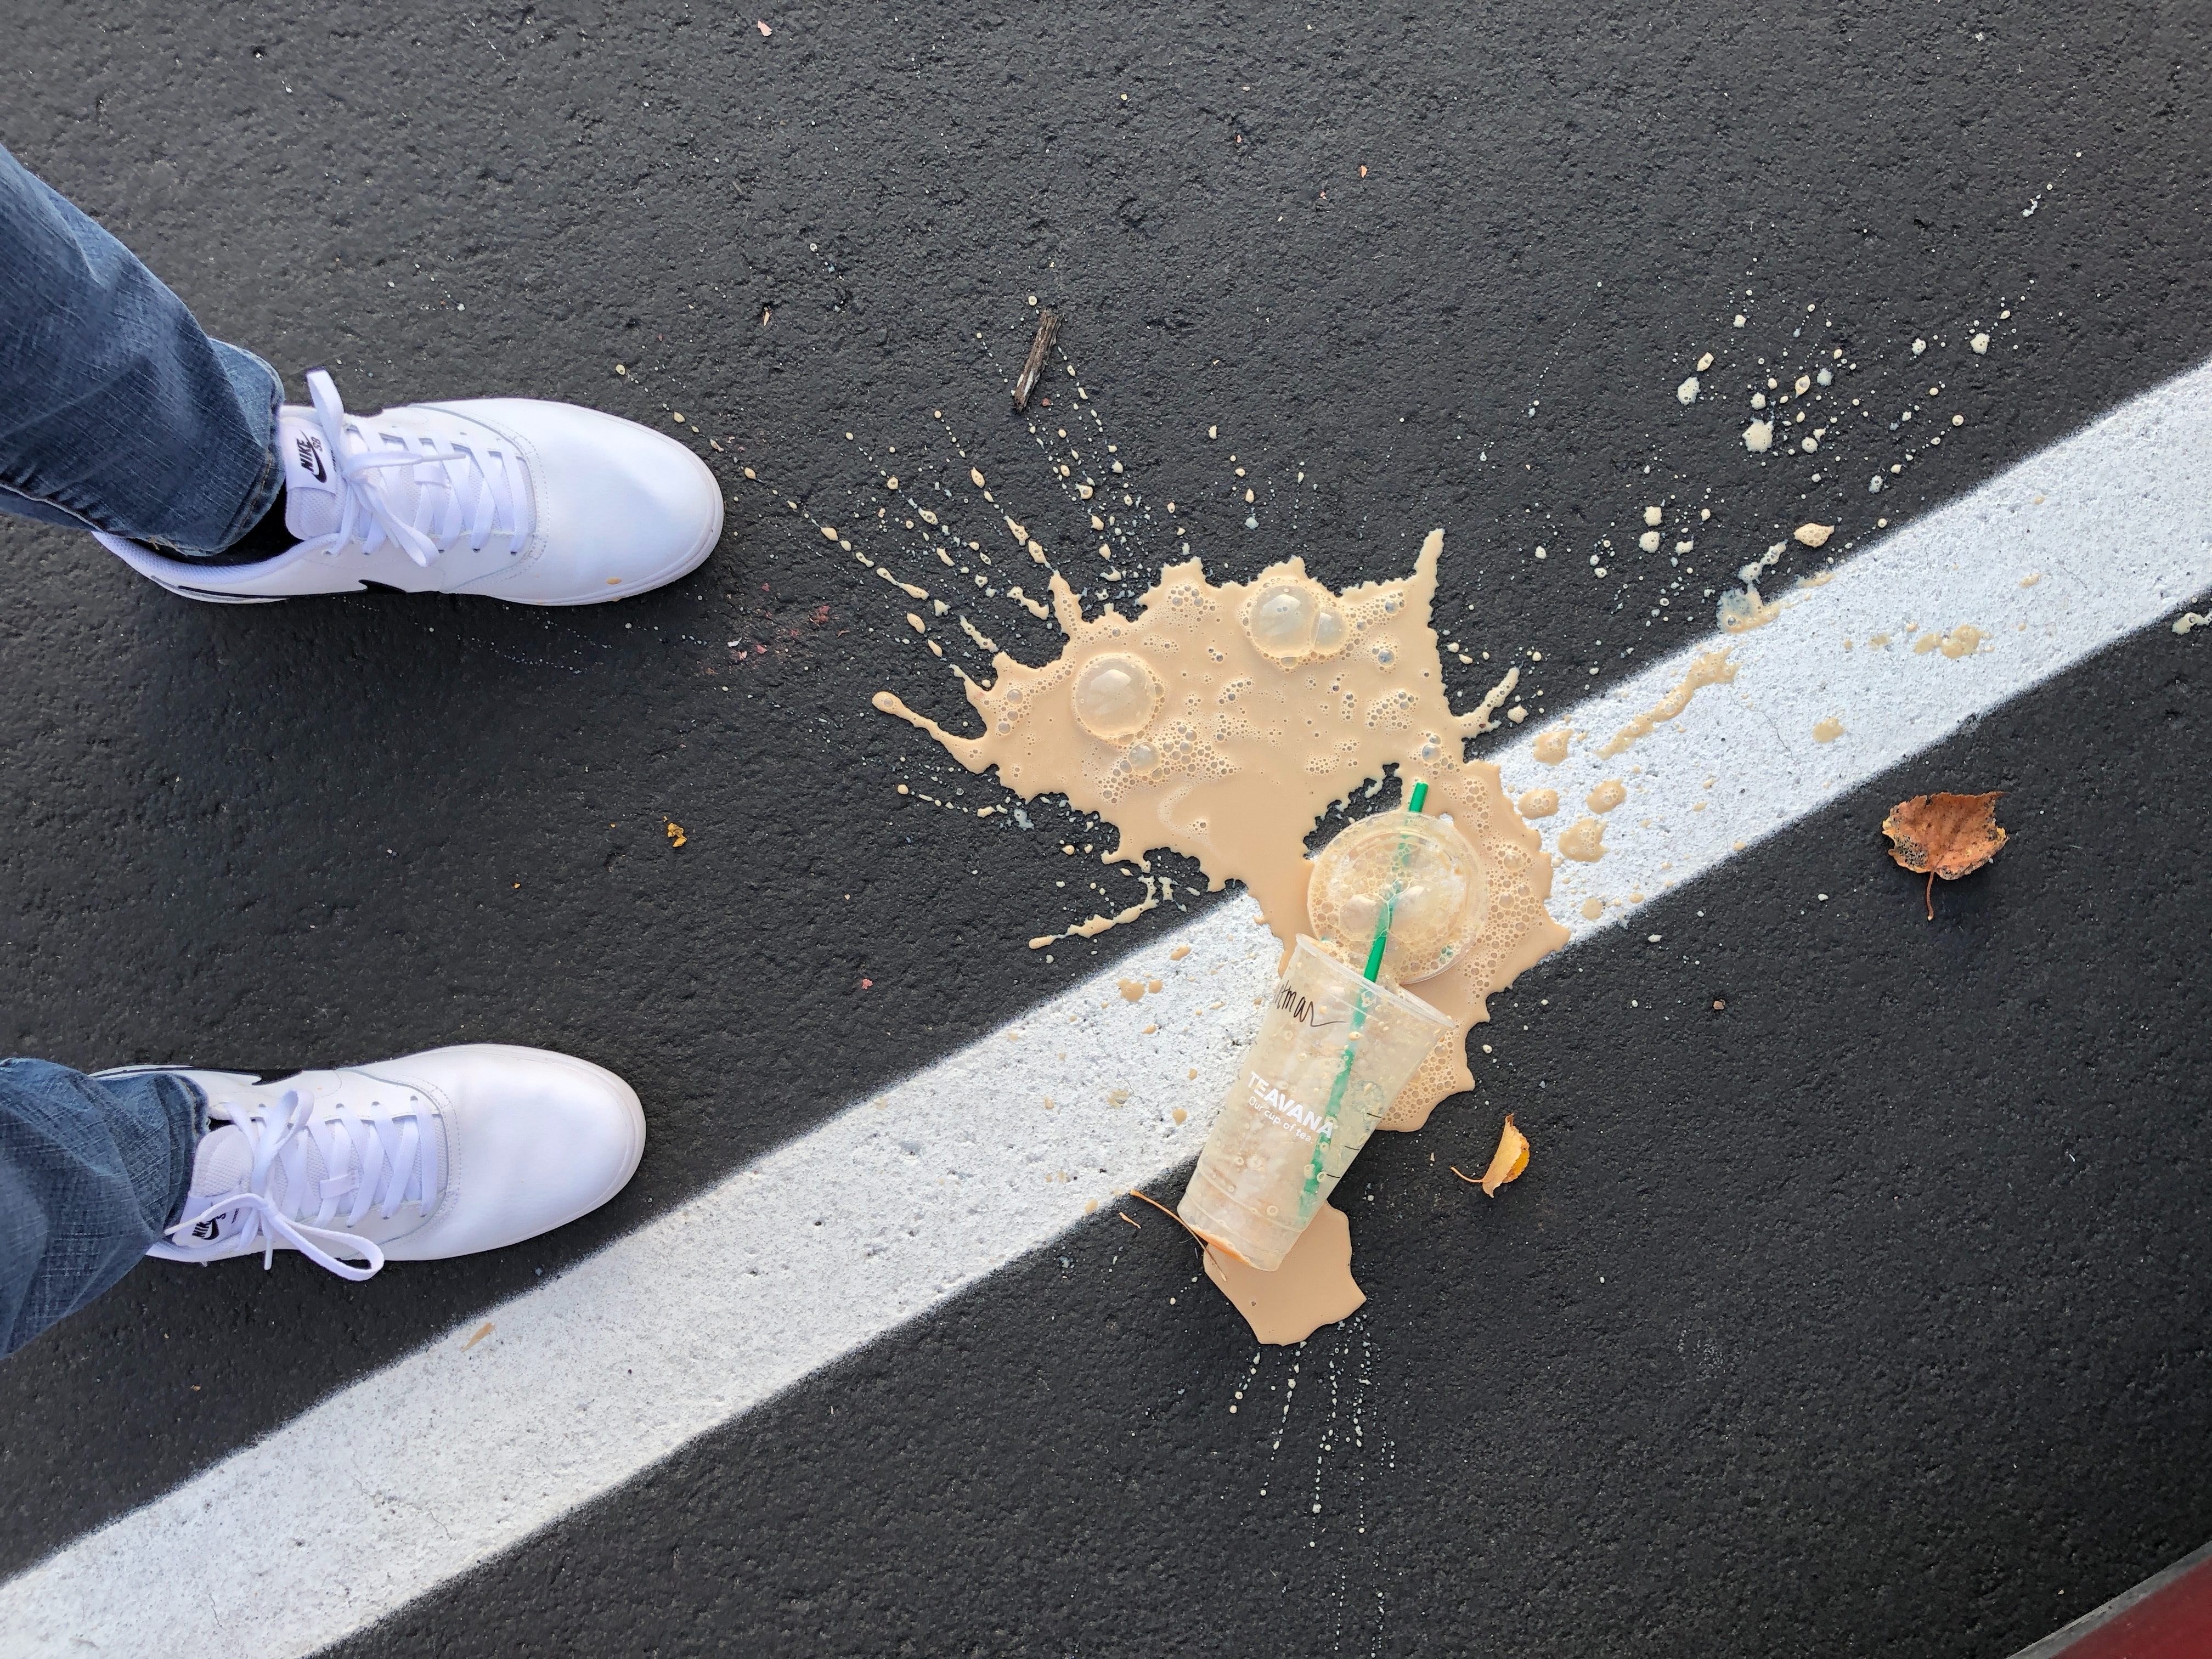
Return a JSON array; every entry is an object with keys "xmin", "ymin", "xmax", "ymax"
[
  {"xmin": 303, "ymin": 368, "xmax": 529, "ymax": 569},
  {"xmin": 160, "ymin": 1085, "xmax": 443, "ymax": 1282}
]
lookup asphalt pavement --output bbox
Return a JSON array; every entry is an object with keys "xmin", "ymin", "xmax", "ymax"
[{"xmin": 3, "ymin": 3, "xmax": 2210, "ymax": 1654}]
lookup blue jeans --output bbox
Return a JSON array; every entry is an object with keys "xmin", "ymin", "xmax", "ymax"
[
  {"xmin": 0, "ymin": 1062, "xmax": 203, "ymax": 1359},
  {"xmin": 0, "ymin": 147, "xmax": 252, "ymax": 1355},
  {"xmin": 0, "ymin": 142, "xmax": 283, "ymax": 554}
]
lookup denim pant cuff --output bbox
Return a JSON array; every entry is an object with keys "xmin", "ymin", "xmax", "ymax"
[
  {"xmin": 163, "ymin": 1074, "xmax": 209, "ymax": 1227},
  {"xmin": 205, "ymin": 342, "xmax": 286, "ymax": 548},
  {"xmin": 0, "ymin": 140, "xmax": 288, "ymax": 556},
  {"xmin": 0, "ymin": 1060, "xmax": 208, "ymax": 1358}
]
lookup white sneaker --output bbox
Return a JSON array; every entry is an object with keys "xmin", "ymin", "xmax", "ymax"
[
  {"xmin": 98, "ymin": 368, "xmax": 723, "ymax": 606},
  {"xmin": 109, "ymin": 1044, "xmax": 647, "ymax": 1279}
]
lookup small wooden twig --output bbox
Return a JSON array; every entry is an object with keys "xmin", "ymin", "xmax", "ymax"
[
  {"xmin": 1117, "ymin": 1211, "xmax": 1142, "ymax": 1229},
  {"xmin": 1012, "ymin": 308, "xmax": 1059, "ymax": 411}
]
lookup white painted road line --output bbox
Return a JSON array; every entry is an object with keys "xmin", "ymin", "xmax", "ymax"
[
  {"xmin": 5, "ymin": 362, "xmax": 2211, "ymax": 1657},
  {"xmin": 1494, "ymin": 358, "xmax": 2212, "ymax": 935}
]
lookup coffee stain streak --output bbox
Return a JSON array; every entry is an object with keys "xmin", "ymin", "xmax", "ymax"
[
  {"xmin": 1459, "ymin": 664, "xmax": 1521, "ymax": 736},
  {"xmin": 1023, "ymin": 876, "xmax": 1165, "ymax": 950},
  {"xmin": 873, "ymin": 566, "xmax": 929, "ymax": 601},
  {"xmin": 1029, "ymin": 340, "xmax": 1171, "ymax": 580},
  {"xmin": 1595, "ymin": 647, "xmax": 1738, "ymax": 758},
  {"xmin": 732, "ymin": 467, "xmax": 990, "ymax": 695}
]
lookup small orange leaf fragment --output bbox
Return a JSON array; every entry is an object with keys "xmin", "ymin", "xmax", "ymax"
[
  {"xmin": 1457, "ymin": 1113, "xmax": 1529, "ymax": 1197},
  {"xmin": 1882, "ymin": 791, "xmax": 2007, "ymax": 919}
]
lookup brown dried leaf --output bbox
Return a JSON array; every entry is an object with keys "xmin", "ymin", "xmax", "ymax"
[{"xmin": 1882, "ymin": 791, "xmax": 2007, "ymax": 919}]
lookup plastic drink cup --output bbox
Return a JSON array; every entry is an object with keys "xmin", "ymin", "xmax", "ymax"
[{"xmin": 1179, "ymin": 936, "xmax": 1453, "ymax": 1270}]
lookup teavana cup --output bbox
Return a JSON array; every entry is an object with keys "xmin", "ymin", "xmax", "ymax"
[{"xmin": 1179, "ymin": 936, "xmax": 1452, "ymax": 1270}]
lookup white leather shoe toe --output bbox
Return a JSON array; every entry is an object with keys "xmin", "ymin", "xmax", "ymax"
[
  {"xmin": 428, "ymin": 397, "xmax": 723, "ymax": 605},
  {"xmin": 369, "ymin": 1044, "xmax": 645, "ymax": 1259}
]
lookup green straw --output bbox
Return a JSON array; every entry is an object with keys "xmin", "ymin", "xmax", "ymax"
[
  {"xmin": 1302, "ymin": 778, "xmax": 1428, "ymax": 1210},
  {"xmin": 1360, "ymin": 778, "xmax": 1427, "ymax": 981}
]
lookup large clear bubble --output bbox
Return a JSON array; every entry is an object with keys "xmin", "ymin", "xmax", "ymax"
[
  {"xmin": 1244, "ymin": 577, "xmax": 1348, "ymax": 662},
  {"xmin": 1071, "ymin": 653, "xmax": 1160, "ymax": 741}
]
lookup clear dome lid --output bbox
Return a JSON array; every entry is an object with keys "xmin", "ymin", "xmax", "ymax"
[{"xmin": 1307, "ymin": 807, "xmax": 1488, "ymax": 985}]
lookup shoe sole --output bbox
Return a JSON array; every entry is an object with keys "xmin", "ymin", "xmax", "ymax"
[{"xmin": 95, "ymin": 549, "xmax": 288, "ymax": 605}]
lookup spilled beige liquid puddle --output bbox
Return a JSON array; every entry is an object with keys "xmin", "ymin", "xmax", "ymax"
[
  {"xmin": 876, "ymin": 528, "xmax": 1567, "ymax": 1136},
  {"xmin": 741, "ymin": 364, "xmax": 1559, "ymax": 1345},
  {"xmin": 749, "ymin": 286, "xmax": 2042, "ymax": 1363},
  {"xmin": 1203, "ymin": 1201, "xmax": 1363, "ymax": 1344},
  {"xmin": 876, "ymin": 528, "xmax": 1569, "ymax": 1345},
  {"xmin": 1516, "ymin": 787, "xmax": 1560, "ymax": 819},
  {"xmin": 1555, "ymin": 818, "xmax": 1607, "ymax": 862}
]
